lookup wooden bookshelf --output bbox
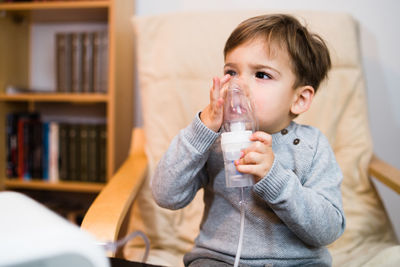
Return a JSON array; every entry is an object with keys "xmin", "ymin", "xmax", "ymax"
[
  {"xmin": 4, "ymin": 179, "xmax": 104, "ymax": 193},
  {"xmin": 0, "ymin": 1, "xmax": 110, "ymax": 10},
  {"xmin": 0, "ymin": 0, "xmax": 134, "ymax": 193},
  {"xmin": 0, "ymin": 93, "xmax": 109, "ymax": 102}
]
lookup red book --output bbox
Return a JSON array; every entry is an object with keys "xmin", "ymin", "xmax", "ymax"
[
  {"xmin": 17, "ymin": 118, "xmax": 28, "ymax": 180},
  {"xmin": 16, "ymin": 113, "xmax": 40, "ymax": 180}
]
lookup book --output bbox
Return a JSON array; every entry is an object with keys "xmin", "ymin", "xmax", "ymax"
[
  {"xmin": 42, "ymin": 122, "xmax": 50, "ymax": 181},
  {"xmin": 65, "ymin": 33, "xmax": 73, "ymax": 92},
  {"xmin": 15, "ymin": 113, "xmax": 40, "ymax": 180},
  {"xmin": 87, "ymin": 124, "xmax": 98, "ymax": 182},
  {"xmin": 92, "ymin": 31, "xmax": 108, "ymax": 93},
  {"xmin": 58, "ymin": 123, "xmax": 69, "ymax": 181},
  {"xmin": 22, "ymin": 120, "xmax": 31, "ymax": 180},
  {"xmin": 30, "ymin": 120, "xmax": 43, "ymax": 179},
  {"xmin": 71, "ymin": 33, "xmax": 83, "ymax": 93},
  {"xmin": 82, "ymin": 32, "xmax": 94, "ymax": 93},
  {"xmin": 56, "ymin": 33, "xmax": 66, "ymax": 92},
  {"xmin": 79, "ymin": 124, "xmax": 89, "ymax": 182},
  {"xmin": 49, "ymin": 122, "xmax": 59, "ymax": 182},
  {"xmin": 68, "ymin": 124, "xmax": 80, "ymax": 181},
  {"xmin": 98, "ymin": 124, "xmax": 106, "ymax": 183},
  {"xmin": 100, "ymin": 31, "xmax": 109, "ymax": 93},
  {"xmin": 6, "ymin": 113, "xmax": 19, "ymax": 178},
  {"xmin": 56, "ymin": 33, "xmax": 73, "ymax": 92},
  {"xmin": 92, "ymin": 32, "xmax": 101, "ymax": 93}
]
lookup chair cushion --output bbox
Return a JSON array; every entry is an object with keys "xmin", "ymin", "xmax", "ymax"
[{"xmin": 127, "ymin": 10, "xmax": 399, "ymax": 266}]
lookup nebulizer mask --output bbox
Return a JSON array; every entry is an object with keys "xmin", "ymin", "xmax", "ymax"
[
  {"xmin": 221, "ymin": 77, "xmax": 257, "ymax": 188},
  {"xmin": 220, "ymin": 77, "xmax": 257, "ymax": 267}
]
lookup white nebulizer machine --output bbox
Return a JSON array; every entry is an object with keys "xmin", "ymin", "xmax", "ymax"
[{"xmin": 220, "ymin": 78, "xmax": 257, "ymax": 267}]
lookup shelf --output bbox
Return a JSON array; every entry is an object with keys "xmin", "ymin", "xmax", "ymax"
[
  {"xmin": 0, "ymin": 1, "xmax": 110, "ymax": 10},
  {"xmin": 0, "ymin": 1, "xmax": 110, "ymax": 23},
  {"xmin": 0, "ymin": 93, "xmax": 109, "ymax": 103},
  {"xmin": 5, "ymin": 179, "xmax": 104, "ymax": 193}
]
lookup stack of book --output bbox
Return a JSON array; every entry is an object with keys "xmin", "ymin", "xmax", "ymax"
[
  {"xmin": 6, "ymin": 112, "xmax": 107, "ymax": 183},
  {"xmin": 56, "ymin": 30, "xmax": 108, "ymax": 93}
]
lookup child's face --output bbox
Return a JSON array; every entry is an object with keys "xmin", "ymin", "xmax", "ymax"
[{"xmin": 224, "ymin": 37, "xmax": 301, "ymax": 134}]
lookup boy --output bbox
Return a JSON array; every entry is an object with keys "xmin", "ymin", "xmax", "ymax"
[{"xmin": 152, "ymin": 14, "xmax": 345, "ymax": 266}]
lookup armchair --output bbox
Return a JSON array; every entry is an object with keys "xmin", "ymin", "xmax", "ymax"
[{"xmin": 82, "ymin": 11, "xmax": 400, "ymax": 266}]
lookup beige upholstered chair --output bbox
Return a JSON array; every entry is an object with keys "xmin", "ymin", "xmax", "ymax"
[{"xmin": 82, "ymin": 11, "xmax": 400, "ymax": 266}]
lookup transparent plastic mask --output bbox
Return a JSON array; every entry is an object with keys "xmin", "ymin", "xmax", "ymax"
[
  {"xmin": 221, "ymin": 77, "xmax": 257, "ymax": 188},
  {"xmin": 222, "ymin": 78, "xmax": 257, "ymax": 133}
]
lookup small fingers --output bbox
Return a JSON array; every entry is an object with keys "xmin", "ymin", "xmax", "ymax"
[
  {"xmin": 210, "ymin": 77, "xmax": 220, "ymax": 103},
  {"xmin": 219, "ymin": 74, "xmax": 231, "ymax": 99},
  {"xmin": 250, "ymin": 131, "xmax": 273, "ymax": 146},
  {"xmin": 210, "ymin": 74, "xmax": 231, "ymax": 106},
  {"xmin": 235, "ymin": 164, "xmax": 268, "ymax": 180},
  {"xmin": 235, "ymin": 151, "xmax": 261, "ymax": 166},
  {"xmin": 220, "ymin": 74, "xmax": 231, "ymax": 84},
  {"xmin": 240, "ymin": 140, "xmax": 268, "ymax": 157}
]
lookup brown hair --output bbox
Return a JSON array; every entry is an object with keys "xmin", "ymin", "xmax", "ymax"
[{"xmin": 224, "ymin": 14, "xmax": 331, "ymax": 91}]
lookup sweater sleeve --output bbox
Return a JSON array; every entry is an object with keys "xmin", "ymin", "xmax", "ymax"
[
  {"xmin": 253, "ymin": 132, "xmax": 346, "ymax": 247},
  {"xmin": 151, "ymin": 114, "xmax": 219, "ymax": 210}
]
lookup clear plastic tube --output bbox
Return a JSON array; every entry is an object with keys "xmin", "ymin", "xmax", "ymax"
[
  {"xmin": 233, "ymin": 187, "xmax": 245, "ymax": 267},
  {"xmin": 97, "ymin": 230, "xmax": 150, "ymax": 263}
]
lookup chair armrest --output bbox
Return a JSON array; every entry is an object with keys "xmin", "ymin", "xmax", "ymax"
[
  {"xmin": 81, "ymin": 129, "xmax": 148, "ymax": 254},
  {"xmin": 368, "ymin": 154, "xmax": 400, "ymax": 194}
]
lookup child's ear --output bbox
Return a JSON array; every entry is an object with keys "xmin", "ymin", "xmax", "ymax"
[{"xmin": 291, "ymin": 85, "xmax": 315, "ymax": 115}]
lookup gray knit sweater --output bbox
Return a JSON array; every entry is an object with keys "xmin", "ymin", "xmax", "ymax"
[{"xmin": 152, "ymin": 114, "xmax": 345, "ymax": 267}]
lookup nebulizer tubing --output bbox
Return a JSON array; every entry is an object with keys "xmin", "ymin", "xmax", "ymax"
[
  {"xmin": 97, "ymin": 230, "xmax": 150, "ymax": 262},
  {"xmin": 233, "ymin": 187, "xmax": 246, "ymax": 267}
]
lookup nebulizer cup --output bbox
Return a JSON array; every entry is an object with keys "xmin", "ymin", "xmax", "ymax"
[{"xmin": 221, "ymin": 78, "xmax": 257, "ymax": 188}]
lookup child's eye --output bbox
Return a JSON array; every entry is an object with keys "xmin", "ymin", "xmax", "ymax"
[
  {"xmin": 255, "ymin": 72, "xmax": 271, "ymax": 79},
  {"xmin": 224, "ymin": 70, "xmax": 237, "ymax": 76}
]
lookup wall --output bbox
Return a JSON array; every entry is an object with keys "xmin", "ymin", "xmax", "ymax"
[{"xmin": 134, "ymin": 0, "xmax": 400, "ymax": 240}]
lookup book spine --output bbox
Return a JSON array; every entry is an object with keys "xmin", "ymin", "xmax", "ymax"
[
  {"xmin": 100, "ymin": 31, "xmax": 109, "ymax": 93},
  {"xmin": 56, "ymin": 33, "xmax": 66, "ymax": 92},
  {"xmin": 71, "ymin": 33, "xmax": 83, "ymax": 93},
  {"xmin": 15, "ymin": 113, "xmax": 40, "ymax": 180},
  {"xmin": 87, "ymin": 124, "xmax": 98, "ymax": 182},
  {"xmin": 6, "ymin": 113, "xmax": 19, "ymax": 178},
  {"xmin": 31, "ymin": 120, "xmax": 43, "ymax": 179},
  {"xmin": 56, "ymin": 32, "xmax": 72, "ymax": 92},
  {"xmin": 79, "ymin": 124, "xmax": 89, "ymax": 182},
  {"xmin": 58, "ymin": 123, "xmax": 69, "ymax": 181},
  {"xmin": 65, "ymin": 33, "xmax": 73, "ymax": 92},
  {"xmin": 98, "ymin": 124, "xmax": 107, "ymax": 183},
  {"xmin": 82, "ymin": 32, "xmax": 94, "ymax": 93},
  {"xmin": 68, "ymin": 124, "xmax": 80, "ymax": 181},
  {"xmin": 93, "ymin": 31, "xmax": 101, "ymax": 93},
  {"xmin": 22, "ymin": 120, "xmax": 31, "ymax": 180},
  {"xmin": 17, "ymin": 118, "xmax": 26, "ymax": 180},
  {"xmin": 49, "ymin": 122, "xmax": 59, "ymax": 182},
  {"xmin": 42, "ymin": 122, "xmax": 50, "ymax": 181}
]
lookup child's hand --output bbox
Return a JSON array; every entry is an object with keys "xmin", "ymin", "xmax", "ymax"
[
  {"xmin": 200, "ymin": 74, "xmax": 231, "ymax": 132},
  {"xmin": 235, "ymin": 131, "xmax": 275, "ymax": 183}
]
